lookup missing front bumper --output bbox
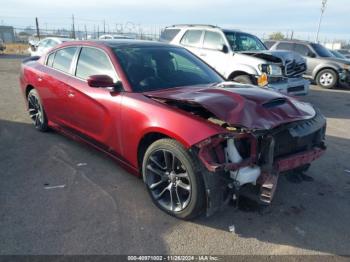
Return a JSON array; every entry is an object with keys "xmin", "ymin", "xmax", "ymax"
[{"xmin": 195, "ymin": 111, "xmax": 326, "ymax": 215}]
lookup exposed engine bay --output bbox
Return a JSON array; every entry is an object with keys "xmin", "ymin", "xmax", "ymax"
[
  {"xmin": 145, "ymin": 85, "xmax": 327, "ymax": 216},
  {"xmin": 194, "ymin": 114, "xmax": 326, "ymax": 215}
]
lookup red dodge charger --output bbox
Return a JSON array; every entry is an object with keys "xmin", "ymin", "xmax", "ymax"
[{"xmin": 20, "ymin": 40, "xmax": 326, "ymax": 219}]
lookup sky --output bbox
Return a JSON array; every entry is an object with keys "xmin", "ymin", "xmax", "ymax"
[{"xmin": 0, "ymin": 0, "xmax": 349, "ymax": 41}]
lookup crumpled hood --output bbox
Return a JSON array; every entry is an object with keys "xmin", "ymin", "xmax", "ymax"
[
  {"xmin": 144, "ymin": 84, "xmax": 316, "ymax": 130},
  {"xmin": 241, "ymin": 50, "xmax": 305, "ymax": 65}
]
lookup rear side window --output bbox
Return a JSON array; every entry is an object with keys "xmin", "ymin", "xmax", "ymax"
[
  {"xmin": 46, "ymin": 52, "xmax": 55, "ymax": 67},
  {"xmin": 276, "ymin": 42, "xmax": 294, "ymax": 51},
  {"xmin": 294, "ymin": 44, "xmax": 310, "ymax": 56},
  {"xmin": 180, "ymin": 30, "xmax": 203, "ymax": 47},
  {"xmin": 203, "ymin": 31, "xmax": 225, "ymax": 50},
  {"xmin": 52, "ymin": 47, "xmax": 77, "ymax": 73},
  {"xmin": 75, "ymin": 47, "xmax": 117, "ymax": 81},
  {"xmin": 160, "ymin": 29, "xmax": 180, "ymax": 42}
]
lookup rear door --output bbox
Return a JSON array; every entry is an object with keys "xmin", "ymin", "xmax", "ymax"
[
  {"xmin": 39, "ymin": 47, "xmax": 79, "ymax": 125},
  {"xmin": 179, "ymin": 29, "xmax": 204, "ymax": 58}
]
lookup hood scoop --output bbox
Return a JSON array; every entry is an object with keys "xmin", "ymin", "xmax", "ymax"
[
  {"xmin": 145, "ymin": 86, "xmax": 316, "ymax": 130},
  {"xmin": 263, "ymin": 98, "xmax": 287, "ymax": 109}
]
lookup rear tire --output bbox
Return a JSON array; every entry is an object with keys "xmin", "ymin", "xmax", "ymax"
[
  {"xmin": 142, "ymin": 138, "xmax": 205, "ymax": 220},
  {"xmin": 232, "ymin": 74, "xmax": 254, "ymax": 84},
  {"xmin": 27, "ymin": 89, "xmax": 48, "ymax": 132},
  {"xmin": 316, "ymin": 69, "xmax": 338, "ymax": 89}
]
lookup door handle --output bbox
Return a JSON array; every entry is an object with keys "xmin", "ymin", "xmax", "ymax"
[
  {"xmin": 199, "ymin": 53, "xmax": 207, "ymax": 57},
  {"xmin": 67, "ymin": 91, "xmax": 75, "ymax": 98},
  {"xmin": 37, "ymin": 77, "xmax": 42, "ymax": 82}
]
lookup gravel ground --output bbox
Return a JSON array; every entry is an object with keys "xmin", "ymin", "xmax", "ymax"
[{"xmin": 1, "ymin": 55, "xmax": 350, "ymax": 255}]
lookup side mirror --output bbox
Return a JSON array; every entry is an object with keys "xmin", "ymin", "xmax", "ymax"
[
  {"xmin": 220, "ymin": 44, "xmax": 229, "ymax": 53},
  {"xmin": 87, "ymin": 75, "xmax": 122, "ymax": 91},
  {"xmin": 30, "ymin": 45, "xmax": 37, "ymax": 52},
  {"xmin": 307, "ymin": 51, "xmax": 316, "ymax": 58}
]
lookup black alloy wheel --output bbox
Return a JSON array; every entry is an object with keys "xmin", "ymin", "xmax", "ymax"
[
  {"xmin": 27, "ymin": 89, "xmax": 48, "ymax": 131},
  {"xmin": 142, "ymin": 139, "xmax": 205, "ymax": 219}
]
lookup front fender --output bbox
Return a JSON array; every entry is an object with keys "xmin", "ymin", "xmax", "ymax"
[
  {"xmin": 226, "ymin": 63, "xmax": 259, "ymax": 79},
  {"xmin": 120, "ymin": 93, "xmax": 227, "ymax": 170}
]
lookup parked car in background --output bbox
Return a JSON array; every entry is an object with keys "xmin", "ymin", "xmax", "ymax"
[
  {"xmin": 268, "ymin": 40, "xmax": 350, "ymax": 89},
  {"xmin": 28, "ymin": 37, "xmax": 74, "ymax": 57},
  {"xmin": 161, "ymin": 25, "xmax": 309, "ymax": 96},
  {"xmin": 329, "ymin": 49, "xmax": 350, "ymax": 61},
  {"xmin": 20, "ymin": 40, "xmax": 326, "ymax": 219},
  {"xmin": 336, "ymin": 49, "xmax": 350, "ymax": 59},
  {"xmin": 99, "ymin": 34, "xmax": 133, "ymax": 40},
  {"xmin": 0, "ymin": 39, "xmax": 6, "ymax": 53}
]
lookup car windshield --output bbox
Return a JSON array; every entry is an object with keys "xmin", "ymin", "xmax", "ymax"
[
  {"xmin": 311, "ymin": 43, "xmax": 333, "ymax": 57},
  {"xmin": 330, "ymin": 50, "xmax": 347, "ymax": 59},
  {"xmin": 113, "ymin": 47, "xmax": 223, "ymax": 92},
  {"xmin": 224, "ymin": 31, "xmax": 267, "ymax": 52}
]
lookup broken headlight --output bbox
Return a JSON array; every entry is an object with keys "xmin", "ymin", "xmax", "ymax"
[{"xmin": 259, "ymin": 64, "xmax": 282, "ymax": 76}]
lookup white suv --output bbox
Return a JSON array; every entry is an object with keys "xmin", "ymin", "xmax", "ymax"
[{"xmin": 161, "ymin": 25, "xmax": 309, "ymax": 95}]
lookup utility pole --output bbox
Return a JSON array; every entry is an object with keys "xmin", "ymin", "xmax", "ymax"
[
  {"xmin": 35, "ymin": 17, "xmax": 40, "ymax": 40},
  {"xmin": 290, "ymin": 30, "xmax": 294, "ymax": 40},
  {"xmin": 72, "ymin": 14, "xmax": 76, "ymax": 39},
  {"xmin": 84, "ymin": 24, "xmax": 88, "ymax": 40},
  {"xmin": 316, "ymin": 0, "xmax": 327, "ymax": 42}
]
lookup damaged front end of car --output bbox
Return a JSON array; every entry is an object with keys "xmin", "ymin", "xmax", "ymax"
[
  {"xmin": 145, "ymin": 86, "xmax": 327, "ymax": 216},
  {"xmin": 193, "ymin": 111, "xmax": 326, "ymax": 216}
]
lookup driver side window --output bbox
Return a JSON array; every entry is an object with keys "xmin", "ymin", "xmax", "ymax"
[
  {"xmin": 75, "ymin": 47, "xmax": 118, "ymax": 82},
  {"xmin": 294, "ymin": 44, "xmax": 311, "ymax": 56},
  {"xmin": 203, "ymin": 31, "xmax": 225, "ymax": 50}
]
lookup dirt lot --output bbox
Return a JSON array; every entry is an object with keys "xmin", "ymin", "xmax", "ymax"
[
  {"xmin": 1, "ymin": 55, "xmax": 350, "ymax": 255},
  {"xmin": 2, "ymin": 44, "xmax": 29, "ymax": 55}
]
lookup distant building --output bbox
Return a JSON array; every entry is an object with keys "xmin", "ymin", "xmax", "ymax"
[
  {"xmin": 0, "ymin": 26, "xmax": 15, "ymax": 43},
  {"xmin": 324, "ymin": 42, "xmax": 342, "ymax": 50}
]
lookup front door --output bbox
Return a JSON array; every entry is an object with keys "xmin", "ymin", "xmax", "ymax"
[{"xmin": 61, "ymin": 46, "xmax": 122, "ymax": 149}]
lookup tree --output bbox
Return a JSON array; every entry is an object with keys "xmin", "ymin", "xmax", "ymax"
[{"xmin": 269, "ymin": 32, "xmax": 285, "ymax": 40}]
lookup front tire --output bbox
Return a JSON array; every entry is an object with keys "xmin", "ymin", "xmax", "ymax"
[
  {"xmin": 27, "ymin": 89, "xmax": 48, "ymax": 132},
  {"xmin": 316, "ymin": 69, "xmax": 338, "ymax": 89},
  {"xmin": 142, "ymin": 138, "xmax": 205, "ymax": 219}
]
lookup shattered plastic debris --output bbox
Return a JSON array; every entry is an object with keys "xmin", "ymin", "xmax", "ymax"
[
  {"xmin": 77, "ymin": 163, "xmax": 87, "ymax": 167},
  {"xmin": 44, "ymin": 184, "xmax": 66, "ymax": 190},
  {"xmin": 228, "ymin": 225, "xmax": 235, "ymax": 233}
]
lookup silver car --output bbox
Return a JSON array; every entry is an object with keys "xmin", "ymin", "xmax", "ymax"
[{"xmin": 268, "ymin": 40, "xmax": 350, "ymax": 89}]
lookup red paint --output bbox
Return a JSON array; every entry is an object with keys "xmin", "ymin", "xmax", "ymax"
[
  {"xmin": 19, "ymin": 41, "xmax": 227, "ymax": 175},
  {"xmin": 275, "ymin": 147, "xmax": 325, "ymax": 172},
  {"xmin": 145, "ymin": 85, "xmax": 316, "ymax": 130},
  {"xmin": 19, "ymin": 40, "xmax": 323, "ymax": 179}
]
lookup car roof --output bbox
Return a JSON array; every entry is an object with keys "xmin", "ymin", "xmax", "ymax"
[
  {"xmin": 271, "ymin": 39, "xmax": 315, "ymax": 45},
  {"xmin": 58, "ymin": 39, "xmax": 177, "ymax": 49},
  {"xmin": 165, "ymin": 25, "xmax": 257, "ymax": 38},
  {"xmin": 165, "ymin": 24, "xmax": 219, "ymax": 29},
  {"xmin": 42, "ymin": 37, "xmax": 74, "ymax": 42}
]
